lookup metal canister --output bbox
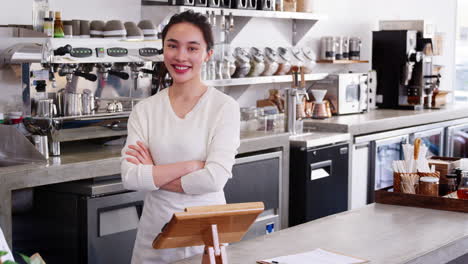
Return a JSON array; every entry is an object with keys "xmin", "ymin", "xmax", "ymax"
[
  {"xmin": 342, "ymin": 36, "xmax": 350, "ymax": 60},
  {"xmin": 349, "ymin": 37, "xmax": 362, "ymax": 60},
  {"xmin": 321, "ymin": 36, "xmax": 336, "ymax": 60}
]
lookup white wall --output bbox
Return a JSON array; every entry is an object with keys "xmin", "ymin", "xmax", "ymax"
[
  {"xmin": 0, "ymin": 0, "xmax": 458, "ymax": 112},
  {"xmin": 0, "ymin": 0, "xmax": 142, "ymax": 25}
]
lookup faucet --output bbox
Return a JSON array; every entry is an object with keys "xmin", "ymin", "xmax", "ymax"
[{"xmin": 286, "ymin": 66, "xmax": 309, "ymax": 135}]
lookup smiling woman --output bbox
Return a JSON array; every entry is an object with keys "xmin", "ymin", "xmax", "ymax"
[{"xmin": 120, "ymin": 10, "xmax": 240, "ymax": 264}]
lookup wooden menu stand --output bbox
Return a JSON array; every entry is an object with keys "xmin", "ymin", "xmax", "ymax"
[{"xmin": 153, "ymin": 202, "xmax": 265, "ymax": 264}]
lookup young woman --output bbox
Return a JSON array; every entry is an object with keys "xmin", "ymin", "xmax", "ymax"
[{"xmin": 121, "ymin": 11, "xmax": 240, "ymax": 264}]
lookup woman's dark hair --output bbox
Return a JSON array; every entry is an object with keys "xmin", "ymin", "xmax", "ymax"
[{"xmin": 157, "ymin": 10, "xmax": 214, "ymax": 89}]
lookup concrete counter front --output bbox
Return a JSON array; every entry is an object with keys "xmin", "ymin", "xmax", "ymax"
[
  {"xmin": 176, "ymin": 204, "xmax": 468, "ymax": 264},
  {"xmin": 0, "ymin": 132, "xmax": 290, "ymax": 247}
]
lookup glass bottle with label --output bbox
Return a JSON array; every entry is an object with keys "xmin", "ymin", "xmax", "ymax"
[{"xmin": 54, "ymin": 11, "xmax": 65, "ymax": 38}]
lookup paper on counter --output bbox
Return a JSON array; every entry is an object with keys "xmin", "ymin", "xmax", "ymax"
[{"xmin": 258, "ymin": 248, "xmax": 368, "ymax": 264}]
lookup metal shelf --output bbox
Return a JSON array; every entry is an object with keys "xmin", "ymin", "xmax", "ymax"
[
  {"xmin": 159, "ymin": 5, "xmax": 328, "ymax": 20},
  {"xmin": 34, "ymin": 111, "xmax": 131, "ymax": 121},
  {"xmin": 204, "ymin": 73, "xmax": 329, "ymax": 87},
  {"xmin": 141, "ymin": 3, "xmax": 327, "ymax": 45},
  {"xmin": 316, "ymin": 60, "xmax": 369, "ymax": 64}
]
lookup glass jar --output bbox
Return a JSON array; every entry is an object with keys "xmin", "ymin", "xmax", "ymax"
[
  {"xmin": 289, "ymin": 47, "xmax": 304, "ymax": 74},
  {"xmin": 275, "ymin": 47, "xmax": 292, "ymax": 75},
  {"xmin": 457, "ymin": 171, "xmax": 468, "ymax": 200},
  {"xmin": 240, "ymin": 107, "xmax": 261, "ymax": 132},
  {"xmin": 248, "ymin": 47, "xmax": 266, "ymax": 77},
  {"xmin": 233, "ymin": 48, "xmax": 251, "ymax": 78},
  {"xmin": 262, "ymin": 47, "xmax": 279, "ymax": 76},
  {"xmin": 302, "ymin": 47, "xmax": 316, "ymax": 74},
  {"xmin": 419, "ymin": 177, "xmax": 439, "ymax": 196},
  {"xmin": 265, "ymin": 114, "xmax": 277, "ymax": 132},
  {"xmin": 275, "ymin": 113, "xmax": 285, "ymax": 132},
  {"xmin": 440, "ymin": 174, "xmax": 458, "ymax": 196},
  {"xmin": 283, "ymin": 0, "xmax": 297, "ymax": 12}
]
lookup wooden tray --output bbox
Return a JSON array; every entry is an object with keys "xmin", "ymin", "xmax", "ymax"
[{"xmin": 375, "ymin": 187, "xmax": 468, "ymax": 213}]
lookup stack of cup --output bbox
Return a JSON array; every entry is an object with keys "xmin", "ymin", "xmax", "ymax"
[
  {"xmin": 90, "ymin": 20, "xmax": 105, "ymax": 38},
  {"xmin": 138, "ymin": 20, "xmax": 158, "ymax": 40},
  {"xmin": 80, "ymin": 20, "xmax": 90, "ymax": 38},
  {"xmin": 125, "ymin": 22, "xmax": 144, "ymax": 40},
  {"xmin": 104, "ymin": 20, "xmax": 127, "ymax": 39},
  {"xmin": 63, "ymin": 20, "xmax": 73, "ymax": 38},
  {"xmin": 72, "ymin": 20, "xmax": 81, "ymax": 37}
]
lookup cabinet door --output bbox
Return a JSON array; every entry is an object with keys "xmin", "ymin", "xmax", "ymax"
[
  {"xmin": 350, "ymin": 143, "xmax": 369, "ymax": 209},
  {"xmin": 372, "ymin": 135, "xmax": 408, "ymax": 191},
  {"xmin": 304, "ymin": 144, "xmax": 349, "ymax": 221},
  {"xmin": 410, "ymin": 128, "xmax": 444, "ymax": 157},
  {"xmin": 447, "ymin": 124, "xmax": 468, "ymax": 158}
]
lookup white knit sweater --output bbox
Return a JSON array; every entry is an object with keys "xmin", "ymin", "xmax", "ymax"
[{"xmin": 121, "ymin": 86, "xmax": 240, "ymax": 264}]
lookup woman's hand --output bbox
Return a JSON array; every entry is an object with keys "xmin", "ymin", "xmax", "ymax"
[{"xmin": 125, "ymin": 141, "xmax": 155, "ymax": 165}]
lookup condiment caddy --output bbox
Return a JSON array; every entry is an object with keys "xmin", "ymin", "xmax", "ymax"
[{"xmin": 375, "ymin": 138, "xmax": 468, "ymax": 213}]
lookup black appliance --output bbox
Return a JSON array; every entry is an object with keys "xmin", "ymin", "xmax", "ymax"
[
  {"xmin": 13, "ymin": 176, "xmax": 145, "ymax": 264},
  {"xmin": 289, "ymin": 143, "xmax": 349, "ymax": 226},
  {"xmin": 372, "ymin": 30, "xmax": 424, "ymax": 109}
]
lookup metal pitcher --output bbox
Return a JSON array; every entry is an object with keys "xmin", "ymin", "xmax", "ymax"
[
  {"xmin": 65, "ymin": 93, "xmax": 83, "ymax": 116},
  {"xmin": 36, "ymin": 99, "xmax": 57, "ymax": 118},
  {"xmin": 82, "ymin": 93, "xmax": 97, "ymax": 115}
]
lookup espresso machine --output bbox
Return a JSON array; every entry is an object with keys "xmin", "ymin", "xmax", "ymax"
[
  {"xmin": 0, "ymin": 38, "xmax": 163, "ymax": 156},
  {"xmin": 372, "ymin": 19, "xmax": 439, "ymax": 110}
]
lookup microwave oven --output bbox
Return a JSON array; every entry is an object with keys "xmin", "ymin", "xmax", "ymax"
[{"xmin": 311, "ymin": 73, "xmax": 369, "ymax": 115}]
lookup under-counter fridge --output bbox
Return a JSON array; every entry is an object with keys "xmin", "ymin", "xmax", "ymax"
[
  {"xmin": 447, "ymin": 124, "xmax": 468, "ymax": 158},
  {"xmin": 351, "ymin": 126, "xmax": 445, "ymax": 208},
  {"xmin": 289, "ymin": 143, "xmax": 349, "ymax": 226}
]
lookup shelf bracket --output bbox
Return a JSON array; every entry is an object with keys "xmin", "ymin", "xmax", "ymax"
[{"xmin": 292, "ymin": 19, "xmax": 318, "ymax": 46}]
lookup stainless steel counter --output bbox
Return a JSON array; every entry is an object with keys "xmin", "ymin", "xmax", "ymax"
[
  {"xmin": 0, "ymin": 131, "xmax": 290, "ymax": 247},
  {"xmin": 175, "ymin": 203, "xmax": 468, "ymax": 264},
  {"xmin": 304, "ymin": 104, "xmax": 468, "ymax": 136}
]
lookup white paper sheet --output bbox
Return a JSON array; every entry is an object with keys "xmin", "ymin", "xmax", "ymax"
[
  {"xmin": 0, "ymin": 227, "xmax": 15, "ymax": 263},
  {"xmin": 261, "ymin": 248, "xmax": 368, "ymax": 264}
]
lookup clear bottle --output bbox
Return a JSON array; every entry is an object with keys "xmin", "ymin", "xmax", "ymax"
[
  {"xmin": 53, "ymin": 11, "xmax": 65, "ymax": 38},
  {"xmin": 32, "ymin": 0, "xmax": 49, "ymax": 32},
  {"xmin": 43, "ymin": 13, "xmax": 54, "ymax": 37}
]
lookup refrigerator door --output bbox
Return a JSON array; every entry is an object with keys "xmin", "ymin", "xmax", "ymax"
[
  {"xmin": 370, "ymin": 135, "xmax": 408, "ymax": 198},
  {"xmin": 410, "ymin": 128, "xmax": 444, "ymax": 157},
  {"xmin": 447, "ymin": 124, "xmax": 468, "ymax": 158}
]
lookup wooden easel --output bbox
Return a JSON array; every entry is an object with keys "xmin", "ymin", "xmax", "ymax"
[{"xmin": 153, "ymin": 202, "xmax": 265, "ymax": 264}]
